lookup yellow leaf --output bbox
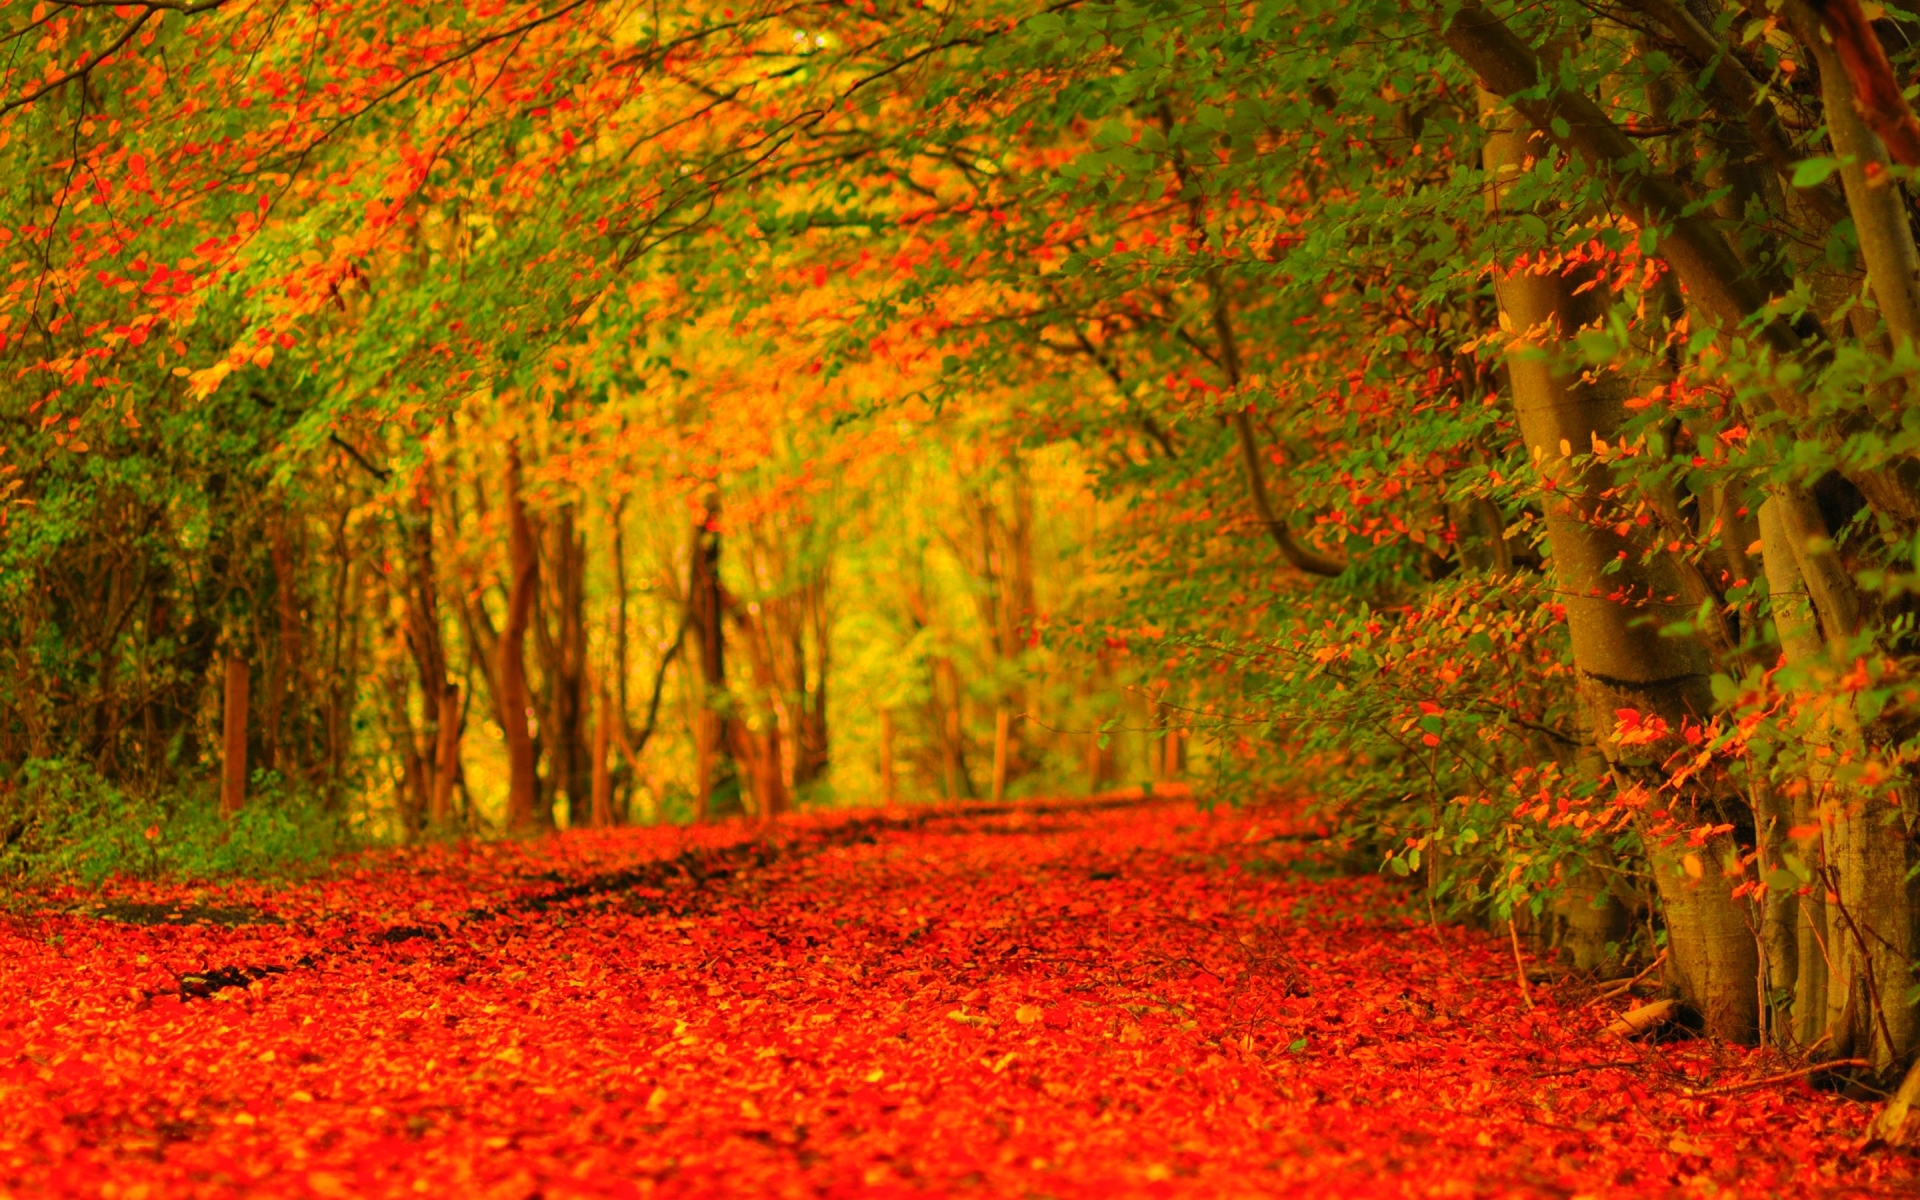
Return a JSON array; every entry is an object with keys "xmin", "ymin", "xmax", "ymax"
[
  {"xmin": 307, "ymin": 1173, "xmax": 352, "ymax": 1199},
  {"xmin": 1015, "ymin": 1004, "xmax": 1043, "ymax": 1025},
  {"xmin": 1682, "ymin": 854, "xmax": 1703, "ymax": 880}
]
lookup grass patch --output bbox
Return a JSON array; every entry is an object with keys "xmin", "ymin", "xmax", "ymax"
[{"xmin": 1, "ymin": 758, "xmax": 356, "ymax": 884}]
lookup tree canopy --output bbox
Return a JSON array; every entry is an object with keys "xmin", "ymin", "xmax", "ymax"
[{"xmin": 13, "ymin": 0, "xmax": 1920, "ymax": 1095}]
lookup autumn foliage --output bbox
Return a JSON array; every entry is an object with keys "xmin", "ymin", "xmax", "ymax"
[
  {"xmin": 19, "ymin": 0, "xmax": 1920, "ymax": 1188},
  {"xmin": 6, "ymin": 800, "xmax": 1909, "ymax": 1198}
]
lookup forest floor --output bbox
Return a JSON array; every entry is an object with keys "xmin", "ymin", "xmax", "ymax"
[{"xmin": 2, "ymin": 797, "xmax": 1915, "ymax": 1199}]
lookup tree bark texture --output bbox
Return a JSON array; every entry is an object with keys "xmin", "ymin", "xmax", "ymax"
[
  {"xmin": 220, "ymin": 651, "xmax": 249, "ymax": 819},
  {"xmin": 1482, "ymin": 97, "xmax": 1759, "ymax": 1040},
  {"xmin": 688, "ymin": 500, "xmax": 743, "ymax": 819},
  {"xmin": 499, "ymin": 443, "xmax": 543, "ymax": 832}
]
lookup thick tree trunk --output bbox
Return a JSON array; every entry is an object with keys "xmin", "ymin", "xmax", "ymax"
[
  {"xmin": 1760, "ymin": 501, "xmax": 1916, "ymax": 1066},
  {"xmin": 1483, "ymin": 98, "xmax": 1759, "ymax": 1040},
  {"xmin": 499, "ymin": 444, "xmax": 542, "ymax": 832},
  {"xmin": 1823, "ymin": 773, "xmax": 1917, "ymax": 1068},
  {"xmin": 1759, "ymin": 498, "xmax": 1832, "ymax": 1048},
  {"xmin": 220, "ymin": 651, "xmax": 249, "ymax": 818}
]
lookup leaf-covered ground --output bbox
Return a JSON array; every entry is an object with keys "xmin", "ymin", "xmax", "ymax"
[{"xmin": 4, "ymin": 799, "xmax": 1914, "ymax": 1198}]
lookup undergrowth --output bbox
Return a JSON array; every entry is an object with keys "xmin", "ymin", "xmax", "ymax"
[{"xmin": 0, "ymin": 759, "xmax": 355, "ymax": 884}]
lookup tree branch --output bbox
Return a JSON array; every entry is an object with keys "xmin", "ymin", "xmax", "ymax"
[
  {"xmin": 1806, "ymin": 0, "xmax": 1920, "ymax": 169},
  {"xmin": 1628, "ymin": 0, "xmax": 1848, "ymax": 224}
]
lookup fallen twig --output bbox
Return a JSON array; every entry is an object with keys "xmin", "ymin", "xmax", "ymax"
[
  {"xmin": 1508, "ymin": 918, "xmax": 1534, "ymax": 1011},
  {"xmin": 1683, "ymin": 1058, "xmax": 1868, "ymax": 1098},
  {"xmin": 1591, "ymin": 951, "xmax": 1666, "ymax": 1005},
  {"xmin": 1528, "ymin": 1059, "xmax": 1648, "ymax": 1079},
  {"xmin": 1605, "ymin": 999, "xmax": 1677, "ymax": 1039}
]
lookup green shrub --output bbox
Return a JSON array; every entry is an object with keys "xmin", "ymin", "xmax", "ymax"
[{"xmin": 0, "ymin": 760, "xmax": 354, "ymax": 884}]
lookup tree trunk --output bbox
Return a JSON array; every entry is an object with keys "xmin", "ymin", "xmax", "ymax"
[
  {"xmin": 1442, "ymin": 0, "xmax": 1920, "ymax": 532},
  {"xmin": 729, "ymin": 719, "xmax": 787, "ymax": 820},
  {"xmin": 1552, "ymin": 857, "xmax": 1628, "ymax": 971},
  {"xmin": 1483, "ymin": 96, "xmax": 1759, "ymax": 1040},
  {"xmin": 384, "ymin": 662, "xmax": 429, "ymax": 837},
  {"xmin": 879, "ymin": 707, "xmax": 896, "ymax": 805},
  {"xmin": 1759, "ymin": 499, "xmax": 1917, "ymax": 1066},
  {"xmin": 400, "ymin": 482, "xmax": 454, "ymax": 833},
  {"xmin": 1162, "ymin": 712, "xmax": 1185, "ymax": 780},
  {"xmin": 220, "ymin": 651, "xmax": 249, "ymax": 818},
  {"xmin": 934, "ymin": 654, "xmax": 971, "ymax": 800},
  {"xmin": 688, "ymin": 498, "xmax": 742, "ymax": 818},
  {"xmin": 1759, "ymin": 498, "xmax": 1831, "ymax": 1048},
  {"xmin": 430, "ymin": 683, "xmax": 460, "ymax": 828},
  {"xmin": 499, "ymin": 444, "xmax": 542, "ymax": 832},
  {"xmin": 264, "ymin": 515, "xmax": 300, "ymax": 775},
  {"xmin": 323, "ymin": 541, "xmax": 361, "ymax": 806},
  {"xmin": 1793, "ymin": 8, "xmax": 1920, "ymax": 358},
  {"xmin": 537, "ymin": 504, "xmax": 590, "ymax": 827},
  {"xmin": 991, "ymin": 706, "xmax": 1011, "ymax": 802},
  {"xmin": 590, "ymin": 676, "xmax": 613, "ymax": 828},
  {"xmin": 1086, "ymin": 728, "xmax": 1114, "ymax": 793},
  {"xmin": 792, "ymin": 571, "xmax": 831, "ymax": 787}
]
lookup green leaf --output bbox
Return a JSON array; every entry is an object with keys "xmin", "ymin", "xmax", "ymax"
[{"xmin": 1792, "ymin": 157, "xmax": 1839, "ymax": 188}]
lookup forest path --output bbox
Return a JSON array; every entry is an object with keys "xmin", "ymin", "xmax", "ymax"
[{"xmin": 4, "ymin": 799, "xmax": 1910, "ymax": 1198}]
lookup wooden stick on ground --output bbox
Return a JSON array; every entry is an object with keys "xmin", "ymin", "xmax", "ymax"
[
  {"xmin": 1605, "ymin": 999, "xmax": 1677, "ymax": 1039},
  {"xmin": 1592, "ymin": 950, "xmax": 1667, "ymax": 1004},
  {"xmin": 1508, "ymin": 918, "xmax": 1534, "ymax": 1011},
  {"xmin": 1684, "ymin": 1059, "xmax": 1868, "ymax": 1099}
]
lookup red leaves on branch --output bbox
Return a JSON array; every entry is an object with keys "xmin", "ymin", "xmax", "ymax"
[{"xmin": 2, "ymin": 802, "xmax": 1909, "ymax": 1196}]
